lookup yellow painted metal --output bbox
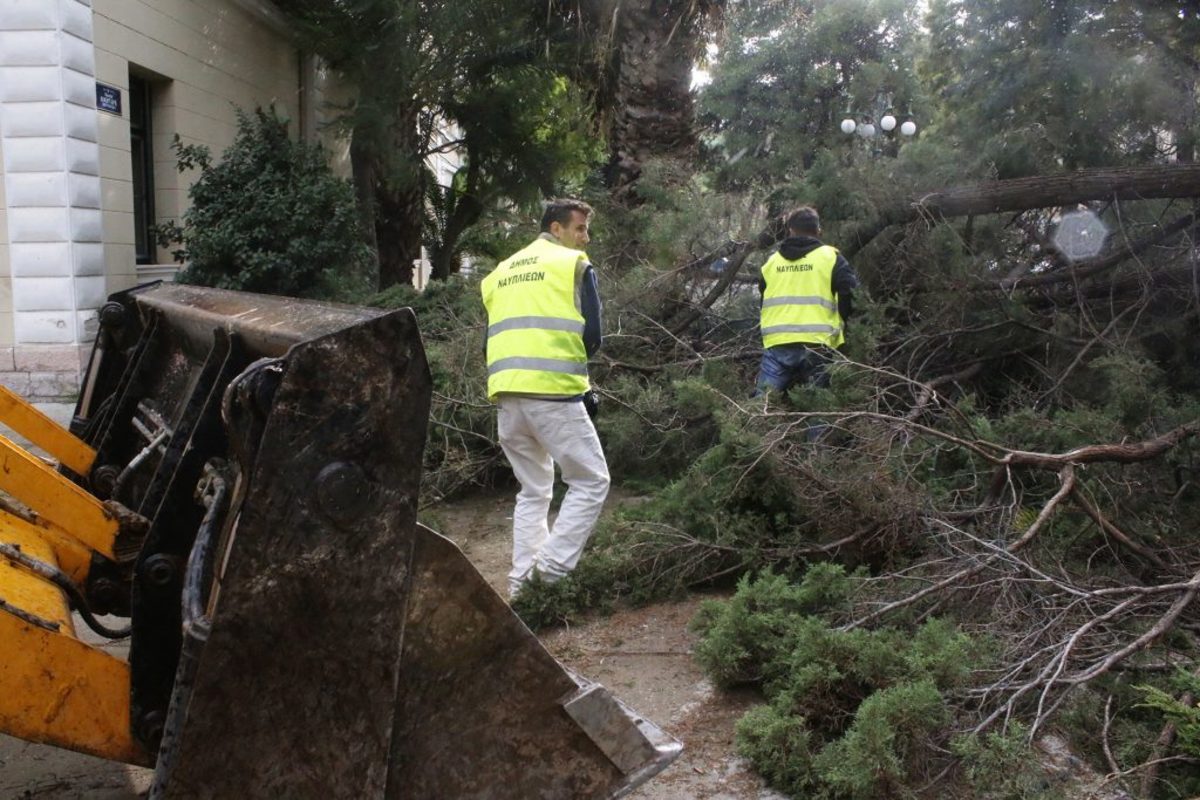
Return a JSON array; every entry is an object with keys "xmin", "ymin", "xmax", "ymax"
[
  {"xmin": 0, "ymin": 433, "xmax": 118, "ymax": 560},
  {"xmin": 0, "ymin": 610, "xmax": 147, "ymax": 765},
  {"xmin": 0, "ymin": 512, "xmax": 146, "ymax": 765},
  {"xmin": 0, "ymin": 515, "xmax": 75, "ymax": 632},
  {"xmin": 0, "ymin": 385, "xmax": 95, "ymax": 475},
  {"xmin": 0, "ymin": 508, "xmax": 93, "ymax": 585}
]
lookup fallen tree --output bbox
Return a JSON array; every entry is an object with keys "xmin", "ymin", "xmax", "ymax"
[
  {"xmin": 407, "ymin": 157, "xmax": 1200, "ymax": 797},
  {"xmin": 669, "ymin": 163, "xmax": 1200, "ymax": 335},
  {"xmin": 499, "ymin": 159, "xmax": 1200, "ymax": 795},
  {"xmin": 846, "ymin": 163, "xmax": 1200, "ymax": 258}
]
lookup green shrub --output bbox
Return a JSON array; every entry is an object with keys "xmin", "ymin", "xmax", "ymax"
[
  {"xmin": 811, "ymin": 680, "xmax": 946, "ymax": 799},
  {"xmin": 735, "ymin": 704, "xmax": 818, "ymax": 796},
  {"xmin": 737, "ymin": 678, "xmax": 952, "ymax": 799},
  {"xmin": 158, "ymin": 106, "xmax": 372, "ymax": 300},
  {"xmin": 596, "ymin": 374, "xmax": 723, "ymax": 489},
  {"xmin": 691, "ymin": 565, "xmax": 857, "ymax": 688},
  {"xmin": 509, "ymin": 571, "xmax": 616, "ymax": 629},
  {"xmin": 1138, "ymin": 670, "xmax": 1200, "ymax": 759},
  {"xmin": 951, "ymin": 725, "xmax": 1061, "ymax": 800},
  {"xmin": 695, "ymin": 570, "xmax": 984, "ymax": 798}
]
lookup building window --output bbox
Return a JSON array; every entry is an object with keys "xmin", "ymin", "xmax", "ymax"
[{"xmin": 129, "ymin": 75, "xmax": 156, "ymax": 265}]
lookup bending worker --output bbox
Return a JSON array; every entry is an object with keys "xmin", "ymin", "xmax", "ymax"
[
  {"xmin": 757, "ymin": 205, "xmax": 858, "ymax": 396},
  {"xmin": 481, "ymin": 198, "xmax": 610, "ymax": 598}
]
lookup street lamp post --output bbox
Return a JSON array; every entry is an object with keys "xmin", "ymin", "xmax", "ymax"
[{"xmin": 839, "ymin": 105, "xmax": 917, "ymax": 140}]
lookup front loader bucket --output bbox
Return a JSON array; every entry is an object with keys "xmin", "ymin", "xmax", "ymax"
[
  {"xmin": 385, "ymin": 524, "xmax": 680, "ymax": 798},
  {"xmin": 69, "ymin": 283, "xmax": 679, "ymax": 799}
]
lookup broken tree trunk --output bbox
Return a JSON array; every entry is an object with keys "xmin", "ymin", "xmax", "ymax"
[
  {"xmin": 921, "ymin": 164, "xmax": 1200, "ymax": 218},
  {"xmin": 842, "ymin": 163, "xmax": 1200, "ymax": 257},
  {"xmin": 598, "ymin": 0, "xmax": 711, "ymax": 192},
  {"xmin": 672, "ymin": 164, "xmax": 1200, "ymax": 330}
]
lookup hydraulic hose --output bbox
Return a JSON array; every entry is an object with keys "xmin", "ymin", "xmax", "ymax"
[{"xmin": 0, "ymin": 541, "xmax": 132, "ymax": 639}]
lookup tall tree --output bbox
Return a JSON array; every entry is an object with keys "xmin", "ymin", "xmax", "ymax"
[
  {"xmin": 427, "ymin": 68, "xmax": 601, "ymax": 279},
  {"xmin": 699, "ymin": 0, "xmax": 924, "ymax": 189},
  {"xmin": 277, "ymin": 0, "xmax": 598, "ymax": 287},
  {"xmin": 922, "ymin": 0, "xmax": 1200, "ymax": 175},
  {"xmin": 548, "ymin": 0, "xmax": 723, "ymax": 193}
]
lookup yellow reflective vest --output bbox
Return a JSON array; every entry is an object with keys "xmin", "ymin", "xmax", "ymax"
[
  {"xmin": 481, "ymin": 237, "xmax": 590, "ymax": 401},
  {"xmin": 760, "ymin": 244, "xmax": 845, "ymax": 349}
]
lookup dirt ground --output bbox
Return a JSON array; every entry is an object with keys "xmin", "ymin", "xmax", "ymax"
[{"xmin": 1, "ymin": 489, "xmax": 777, "ymax": 799}]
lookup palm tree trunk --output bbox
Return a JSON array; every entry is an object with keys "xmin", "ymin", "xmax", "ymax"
[
  {"xmin": 350, "ymin": 105, "xmax": 425, "ymax": 290},
  {"xmin": 349, "ymin": 131, "xmax": 381, "ymax": 287},
  {"xmin": 604, "ymin": 0, "xmax": 706, "ymax": 191}
]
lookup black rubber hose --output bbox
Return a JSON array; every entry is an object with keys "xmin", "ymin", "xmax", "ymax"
[
  {"xmin": 0, "ymin": 542, "xmax": 132, "ymax": 639},
  {"xmin": 183, "ymin": 469, "xmax": 228, "ymax": 626}
]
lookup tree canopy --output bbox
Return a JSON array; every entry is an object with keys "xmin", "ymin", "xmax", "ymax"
[
  {"xmin": 275, "ymin": 0, "xmax": 601, "ymax": 287},
  {"xmin": 702, "ymin": 0, "xmax": 923, "ymax": 186},
  {"xmin": 923, "ymin": 0, "xmax": 1199, "ymax": 173}
]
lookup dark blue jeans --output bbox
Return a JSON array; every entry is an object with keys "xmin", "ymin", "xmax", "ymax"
[{"xmin": 754, "ymin": 344, "xmax": 831, "ymax": 396}]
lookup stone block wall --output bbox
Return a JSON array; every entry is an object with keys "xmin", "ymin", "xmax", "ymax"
[
  {"xmin": 0, "ymin": 0, "xmax": 103, "ymax": 400},
  {"xmin": 0, "ymin": 1, "xmax": 353, "ymax": 403}
]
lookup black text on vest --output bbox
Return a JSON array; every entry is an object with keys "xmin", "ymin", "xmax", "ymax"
[{"xmin": 497, "ymin": 271, "xmax": 546, "ymax": 287}]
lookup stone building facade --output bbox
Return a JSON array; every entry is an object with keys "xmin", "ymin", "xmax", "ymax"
[{"xmin": 0, "ymin": 0, "xmax": 335, "ymax": 401}]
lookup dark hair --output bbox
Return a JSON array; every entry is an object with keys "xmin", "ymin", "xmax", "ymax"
[
  {"xmin": 785, "ymin": 206, "xmax": 821, "ymax": 235},
  {"xmin": 541, "ymin": 198, "xmax": 594, "ymax": 232}
]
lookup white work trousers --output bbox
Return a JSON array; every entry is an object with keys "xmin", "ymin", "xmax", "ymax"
[{"xmin": 497, "ymin": 396, "xmax": 610, "ymax": 596}]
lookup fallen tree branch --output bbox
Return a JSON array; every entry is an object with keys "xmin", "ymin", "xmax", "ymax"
[
  {"xmin": 667, "ymin": 165, "xmax": 1200, "ymax": 333},
  {"xmin": 666, "ymin": 243, "xmax": 753, "ymax": 336},
  {"xmin": 1071, "ymin": 488, "xmax": 1169, "ymax": 570},
  {"xmin": 744, "ymin": 404, "xmax": 1199, "ymax": 475},
  {"xmin": 917, "ymin": 165, "xmax": 1200, "ymax": 220},
  {"xmin": 1067, "ymin": 566, "xmax": 1200, "ymax": 686},
  {"xmin": 844, "ymin": 466, "xmax": 1077, "ymax": 632},
  {"xmin": 1000, "ymin": 419, "xmax": 1200, "ymax": 469},
  {"xmin": 984, "ymin": 212, "xmax": 1198, "ymax": 293},
  {"xmin": 1101, "ymin": 695, "xmax": 1123, "ymax": 784},
  {"xmin": 1139, "ymin": 667, "xmax": 1198, "ymax": 799}
]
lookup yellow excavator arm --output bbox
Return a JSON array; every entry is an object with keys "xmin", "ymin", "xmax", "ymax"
[
  {"xmin": 0, "ymin": 398, "xmax": 144, "ymax": 765},
  {"xmin": 0, "ymin": 282, "xmax": 680, "ymax": 799}
]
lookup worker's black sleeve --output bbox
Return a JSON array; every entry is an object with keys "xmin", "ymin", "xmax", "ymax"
[
  {"xmin": 832, "ymin": 254, "xmax": 859, "ymax": 320},
  {"xmin": 580, "ymin": 264, "xmax": 602, "ymax": 357}
]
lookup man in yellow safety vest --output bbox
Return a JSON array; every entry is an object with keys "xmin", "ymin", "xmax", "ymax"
[
  {"xmin": 481, "ymin": 198, "xmax": 609, "ymax": 598},
  {"xmin": 757, "ymin": 205, "xmax": 858, "ymax": 396}
]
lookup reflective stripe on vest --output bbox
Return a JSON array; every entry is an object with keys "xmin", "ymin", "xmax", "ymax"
[
  {"xmin": 761, "ymin": 295, "xmax": 837, "ymax": 312},
  {"xmin": 481, "ymin": 238, "xmax": 590, "ymax": 400},
  {"xmin": 761, "ymin": 323, "xmax": 842, "ymax": 336},
  {"xmin": 760, "ymin": 244, "xmax": 844, "ymax": 349},
  {"xmin": 487, "ymin": 315, "xmax": 585, "ymax": 337},
  {"xmin": 487, "ymin": 357, "xmax": 590, "ymax": 376}
]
